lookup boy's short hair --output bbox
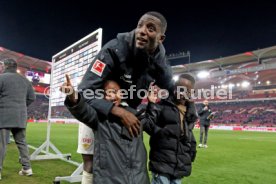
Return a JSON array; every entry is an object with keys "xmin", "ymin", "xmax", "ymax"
[{"xmin": 176, "ymin": 73, "xmax": 196, "ymax": 85}]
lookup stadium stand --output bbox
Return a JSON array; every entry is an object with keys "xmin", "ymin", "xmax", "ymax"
[
  {"xmin": 27, "ymin": 94, "xmax": 49, "ymax": 121},
  {"xmin": 2, "ymin": 45, "xmax": 276, "ymax": 128},
  {"xmin": 197, "ymin": 100, "xmax": 276, "ymax": 127},
  {"xmin": 0, "ymin": 46, "xmax": 51, "ymax": 121},
  {"xmin": 172, "ymin": 45, "xmax": 276, "ymax": 127}
]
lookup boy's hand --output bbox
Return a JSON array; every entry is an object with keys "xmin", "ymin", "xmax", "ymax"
[
  {"xmin": 59, "ymin": 74, "xmax": 78, "ymax": 104},
  {"xmin": 147, "ymin": 82, "xmax": 159, "ymax": 103}
]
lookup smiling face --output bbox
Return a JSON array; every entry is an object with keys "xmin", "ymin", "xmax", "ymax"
[
  {"xmin": 104, "ymin": 80, "xmax": 122, "ymax": 106},
  {"xmin": 135, "ymin": 14, "xmax": 165, "ymax": 54}
]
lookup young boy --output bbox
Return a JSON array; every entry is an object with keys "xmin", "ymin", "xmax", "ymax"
[
  {"xmin": 61, "ymin": 75, "xmax": 159, "ymax": 184},
  {"xmin": 148, "ymin": 73, "xmax": 198, "ymax": 184}
]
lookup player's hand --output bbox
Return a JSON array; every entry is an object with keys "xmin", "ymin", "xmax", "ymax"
[
  {"xmin": 111, "ymin": 106, "xmax": 140, "ymax": 137},
  {"xmin": 59, "ymin": 74, "xmax": 78, "ymax": 104},
  {"xmin": 147, "ymin": 82, "xmax": 159, "ymax": 103},
  {"xmin": 203, "ymin": 106, "xmax": 208, "ymax": 111}
]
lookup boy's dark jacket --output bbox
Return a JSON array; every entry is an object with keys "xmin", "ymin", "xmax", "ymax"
[
  {"xmin": 65, "ymin": 94, "xmax": 159, "ymax": 184},
  {"xmin": 148, "ymin": 96, "xmax": 198, "ymax": 178}
]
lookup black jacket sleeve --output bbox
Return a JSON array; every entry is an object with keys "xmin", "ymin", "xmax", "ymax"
[
  {"xmin": 186, "ymin": 102, "xmax": 198, "ymax": 162},
  {"xmin": 153, "ymin": 57, "xmax": 174, "ymax": 92},
  {"xmin": 198, "ymin": 104, "xmax": 205, "ymax": 116},
  {"xmin": 141, "ymin": 102, "xmax": 161, "ymax": 136},
  {"xmin": 64, "ymin": 93, "xmax": 99, "ymax": 130},
  {"xmin": 77, "ymin": 40, "xmax": 118, "ymax": 118}
]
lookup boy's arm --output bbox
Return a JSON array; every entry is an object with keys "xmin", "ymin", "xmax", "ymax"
[
  {"xmin": 141, "ymin": 102, "xmax": 161, "ymax": 136},
  {"xmin": 190, "ymin": 129, "xmax": 197, "ymax": 162},
  {"xmin": 60, "ymin": 74, "xmax": 99, "ymax": 129},
  {"xmin": 64, "ymin": 93, "xmax": 99, "ymax": 130},
  {"xmin": 185, "ymin": 101, "xmax": 198, "ymax": 162}
]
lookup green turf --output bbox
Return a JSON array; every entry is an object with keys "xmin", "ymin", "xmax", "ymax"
[{"xmin": 2, "ymin": 123, "xmax": 276, "ymax": 184}]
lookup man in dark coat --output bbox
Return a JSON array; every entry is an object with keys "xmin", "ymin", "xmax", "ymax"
[
  {"xmin": 0, "ymin": 58, "xmax": 36, "ymax": 180},
  {"xmin": 198, "ymin": 100, "xmax": 213, "ymax": 148},
  {"xmin": 77, "ymin": 11, "xmax": 173, "ymax": 138}
]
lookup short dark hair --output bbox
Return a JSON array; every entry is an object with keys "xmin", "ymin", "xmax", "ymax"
[
  {"xmin": 145, "ymin": 11, "xmax": 167, "ymax": 34},
  {"xmin": 177, "ymin": 73, "xmax": 196, "ymax": 85},
  {"xmin": 103, "ymin": 80, "xmax": 120, "ymax": 89},
  {"xmin": 2, "ymin": 58, "xmax": 17, "ymax": 69}
]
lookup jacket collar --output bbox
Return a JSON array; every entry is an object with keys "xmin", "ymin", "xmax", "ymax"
[{"xmin": 4, "ymin": 68, "xmax": 17, "ymax": 73}]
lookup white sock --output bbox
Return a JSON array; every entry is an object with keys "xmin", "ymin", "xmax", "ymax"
[{"xmin": 82, "ymin": 170, "xmax": 93, "ymax": 184}]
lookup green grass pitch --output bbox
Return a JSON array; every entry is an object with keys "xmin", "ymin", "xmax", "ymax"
[{"xmin": 2, "ymin": 123, "xmax": 276, "ymax": 184}]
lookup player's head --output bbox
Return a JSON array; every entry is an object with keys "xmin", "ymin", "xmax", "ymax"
[
  {"xmin": 103, "ymin": 80, "xmax": 122, "ymax": 106},
  {"xmin": 203, "ymin": 99, "xmax": 209, "ymax": 106},
  {"xmin": 135, "ymin": 11, "xmax": 167, "ymax": 54},
  {"xmin": 174, "ymin": 73, "xmax": 195, "ymax": 104},
  {"xmin": 0, "ymin": 58, "xmax": 17, "ymax": 73}
]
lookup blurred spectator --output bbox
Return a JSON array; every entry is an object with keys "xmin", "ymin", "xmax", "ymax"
[
  {"xmin": 0, "ymin": 58, "xmax": 35, "ymax": 180},
  {"xmin": 196, "ymin": 100, "xmax": 276, "ymax": 126}
]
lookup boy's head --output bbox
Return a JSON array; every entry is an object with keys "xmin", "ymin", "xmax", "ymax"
[
  {"xmin": 103, "ymin": 80, "xmax": 122, "ymax": 106},
  {"xmin": 174, "ymin": 73, "xmax": 195, "ymax": 104}
]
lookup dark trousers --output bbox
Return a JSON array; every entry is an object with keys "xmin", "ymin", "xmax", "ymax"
[
  {"xmin": 199, "ymin": 125, "xmax": 209, "ymax": 145},
  {"xmin": 0, "ymin": 128, "xmax": 31, "ymax": 172}
]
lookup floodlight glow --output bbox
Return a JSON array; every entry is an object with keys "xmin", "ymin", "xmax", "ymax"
[
  {"xmin": 173, "ymin": 75, "xmax": 179, "ymax": 81},
  {"xmin": 258, "ymin": 81, "xmax": 261, "ymax": 85},
  {"xmin": 228, "ymin": 83, "xmax": 235, "ymax": 88},
  {"xmin": 221, "ymin": 85, "xmax": 228, "ymax": 89},
  {"xmin": 266, "ymin": 81, "xmax": 271, "ymax": 85},
  {"xmin": 197, "ymin": 71, "xmax": 209, "ymax": 79},
  {"xmin": 241, "ymin": 81, "xmax": 250, "ymax": 88},
  {"xmin": 236, "ymin": 83, "xmax": 240, "ymax": 87},
  {"xmin": 17, "ymin": 69, "xmax": 20, "ymax": 73}
]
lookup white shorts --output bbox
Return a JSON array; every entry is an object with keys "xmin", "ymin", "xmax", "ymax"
[{"xmin": 77, "ymin": 122, "xmax": 94, "ymax": 155}]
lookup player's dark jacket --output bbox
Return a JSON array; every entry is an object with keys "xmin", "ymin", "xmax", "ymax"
[
  {"xmin": 78, "ymin": 30, "xmax": 173, "ymax": 117},
  {"xmin": 198, "ymin": 104, "xmax": 212, "ymax": 126},
  {"xmin": 65, "ymin": 94, "xmax": 160, "ymax": 184},
  {"xmin": 148, "ymin": 96, "xmax": 198, "ymax": 178}
]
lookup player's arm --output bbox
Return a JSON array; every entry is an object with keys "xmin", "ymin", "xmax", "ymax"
[
  {"xmin": 153, "ymin": 46, "xmax": 174, "ymax": 92},
  {"xmin": 78, "ymin": 41, "xmax": 141, "ymax": 137},
  {"xmin": 78, "ymin": 46, "xmax": 116, "ymax": 117}
]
